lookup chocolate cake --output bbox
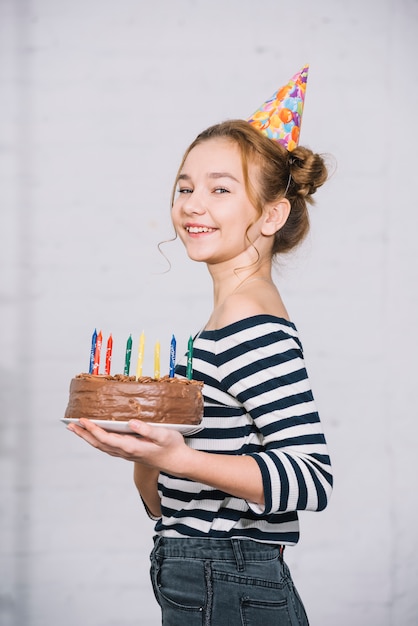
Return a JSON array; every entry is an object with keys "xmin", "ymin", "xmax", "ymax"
[{"xmin": 64, "ymin": 374, "xmax": 204, "ymax": 424}]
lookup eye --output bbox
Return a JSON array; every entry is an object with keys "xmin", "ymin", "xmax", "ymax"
[
  {"xmin": 213, "ymin": 187, "xmax": 229, "ymax": 194},
  {"xmin": 178, "ymin": 187, "xmax": 193, "ymax": 194}
]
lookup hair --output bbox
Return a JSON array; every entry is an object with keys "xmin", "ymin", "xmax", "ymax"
[{"xmin": 171, "ymin": 119, "xmax": 329, "ymax": 256}]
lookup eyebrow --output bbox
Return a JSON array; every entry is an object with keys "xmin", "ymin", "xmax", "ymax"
[{"xmin": 178, "ymin": 172, "xmax": 240, "ymax": 183}]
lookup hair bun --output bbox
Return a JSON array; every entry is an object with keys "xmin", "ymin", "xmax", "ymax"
[{"xmin": 288, "ymin": 147, "xmax": 328, "ymax": 202}]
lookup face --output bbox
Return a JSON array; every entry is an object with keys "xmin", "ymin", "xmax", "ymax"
[{"xmin": 171, "ymin": 138, "xmax": 264, "ymax": 267}]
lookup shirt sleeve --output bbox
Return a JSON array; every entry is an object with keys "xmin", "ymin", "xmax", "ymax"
[{"xmin": 216, "ymin": 321, "xmax": 333, "ymax": 516}]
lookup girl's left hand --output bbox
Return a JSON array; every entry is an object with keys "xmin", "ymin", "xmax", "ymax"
[{"xmin": 67, "ymin": 418, "xmax": 189, "ymax": 475}]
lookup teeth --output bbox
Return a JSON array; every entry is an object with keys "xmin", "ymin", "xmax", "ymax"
[{"xmin": 186, "ymin": 226, "xmax": 215, "ymax": 233}]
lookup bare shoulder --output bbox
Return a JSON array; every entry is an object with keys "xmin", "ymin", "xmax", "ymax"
[{"xmin": 215, "ymin": 285, "xmax": 290, "ymax": 329}]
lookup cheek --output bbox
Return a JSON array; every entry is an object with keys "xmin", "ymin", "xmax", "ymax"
[{"xmin": 171, "ymin": 204, "xmax": 181, "ymax": 229}]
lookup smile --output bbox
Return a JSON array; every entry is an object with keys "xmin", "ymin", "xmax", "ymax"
[{"xmin": 186, "ymin": 226, "xmax": 216, "ymax": 233}]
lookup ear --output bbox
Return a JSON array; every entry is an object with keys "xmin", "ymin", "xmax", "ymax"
[{"xmin": 260, "ymin": 199, "xmax": 291, "ymax": 236}]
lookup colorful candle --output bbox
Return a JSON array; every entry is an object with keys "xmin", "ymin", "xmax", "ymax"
[
  {"xmin": 186, "ymin": 335, "xmax": 193, "ymax": 380},
  {"xmin": 92, "ymin": 330, "xmax": 102, "ymax": 375},
  {"xmin": 136, "ymin": 331, "xmax": 145, "ymax": 379},
  {"xmin": 169, "ymin": 334, "xmax": 176, "ymax": 378},
  {"xmin": 105, "ymin": 334, "xmax": 113, "ymax": 375},
  {"xmin": 89, "ymin": 328, "xmax": 97, "ymax": 374},
  {"xmin": 124, "ymin": 334, "xmax": 132, "ymax": 375},
  {"xmin": 154, "ymin": 341, "xmax": 161, "ymax": 380}
]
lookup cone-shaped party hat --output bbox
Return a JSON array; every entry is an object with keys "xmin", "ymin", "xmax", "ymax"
[{"xmin": 247, "ymin": 65, "xmax": 309, "ymax": 151}]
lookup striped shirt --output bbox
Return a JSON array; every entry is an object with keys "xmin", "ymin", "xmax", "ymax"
[{"xmin": 154, "ymin": 315, "xmax": 333, "ymax": 545}]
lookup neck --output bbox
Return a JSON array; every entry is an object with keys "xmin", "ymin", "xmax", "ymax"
[{"xmin": 208, "ymin": 260, "xmax": 273, "ymax": 309}]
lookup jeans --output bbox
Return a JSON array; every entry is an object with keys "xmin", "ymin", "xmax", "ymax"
[{"xmin": 150, "ymin": 536, "xmax": 309, "ymax": 626}]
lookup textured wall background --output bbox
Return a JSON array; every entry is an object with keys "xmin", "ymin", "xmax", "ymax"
[{"xmin": 1, "ymin": 0, "xmax": 417, "ymax": 624}]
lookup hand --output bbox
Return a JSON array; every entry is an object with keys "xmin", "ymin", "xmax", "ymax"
[
  {"xmin": 68, "ymin": 419, "xmax": 265, "ymax": 505},
  {"xmin": 67, "ymin": 419, "xmax": 190, "ymax": 475}
]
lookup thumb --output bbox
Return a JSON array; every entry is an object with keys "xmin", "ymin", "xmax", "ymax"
[{"xmin": 128, "ymin": 419, "xmax": 160, "ymax": 441}]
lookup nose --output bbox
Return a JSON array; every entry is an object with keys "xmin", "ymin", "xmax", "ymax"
[{"xmin": 182, "ymin": 190, "xmax": 206, "ymax": 215}]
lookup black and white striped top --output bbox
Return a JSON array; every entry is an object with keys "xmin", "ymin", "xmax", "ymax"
[{"xmin": 154, "ymin": 315, "xmax": 333, "ymax": 545}]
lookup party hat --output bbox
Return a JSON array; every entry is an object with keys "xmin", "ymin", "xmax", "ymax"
[{"xmin": 247, "ymin": 65, "xmax": 309, "ymax": 151}]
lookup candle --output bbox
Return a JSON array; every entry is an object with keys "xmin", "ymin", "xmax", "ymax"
[
  {"xmin": 88, "ymin": 328, "xmax": 97, "ymax": 374},
  {"xmin": 124, "ymin": 334, "xmax": 132, "ymax": 375},
  {"xmin": 186, "ymin": 335, "xmax": 193, "ymax": 380},
  {"xmin": 169, "ymin": 334, "xmax": 176, "ymax": 377},
  {"xmin": 136, "ymin": 331, "xmax": 145, "ymax": 379},
  {"xmin": 92, "ymin": 330, "xmax": 102, "ymax": 375},
  {"xmin": 105, "ymin": 334, "xmax": 113, "ymax": 375},
  {"xmin": 154, "ymin": 341, "xmax": 161, "ymax": 380}
]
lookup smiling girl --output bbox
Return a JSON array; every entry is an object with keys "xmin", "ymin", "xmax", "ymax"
[{"xmin": 68, "ymin": 70, "xmax": 333, "ymax": 625}]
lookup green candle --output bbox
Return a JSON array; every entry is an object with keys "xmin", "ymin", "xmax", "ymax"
[
  {"xmin": 124, "ymin": 334, "xmax": 132, "ymax": 375},
  {"xmin": 186, "ymin": 335, "xmax": 193, "ymax": 380}
]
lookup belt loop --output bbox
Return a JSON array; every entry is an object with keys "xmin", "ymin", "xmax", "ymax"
[
  {"xmin": 153, "ymin": 535, "xmax": 163, "ymax": 550},
  {"xmin": 279, "ymin": 545, "xmax": 285, "ymax": 560},
  {"xmin": 231, "ymin": 539, "xmax": 245, "ymax": 572}
]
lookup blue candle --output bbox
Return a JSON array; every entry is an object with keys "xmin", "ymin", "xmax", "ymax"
[
  {"xmin": 89, "ymin": 329, "xmax": 97, "ymax": 374},
  {"xmin": 169, "ymin": 334, "xmax": 176, "ymax": 377}
]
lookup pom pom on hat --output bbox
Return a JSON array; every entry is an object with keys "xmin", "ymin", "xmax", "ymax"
[{"xmin": 247, "ymin": 65, "xmax": 309, "ymax": 151}]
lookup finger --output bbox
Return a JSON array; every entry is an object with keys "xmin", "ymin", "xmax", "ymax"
[
  {"xmin": 78, "ymin": 418, "xmax": 106, "ymax": 434},
  {"xmin": 127, "ymin": 420, "xmax": 178, "ymax": 446},
  {"xmin": 69, "ymin": 419, "xmax": 126, "ymax": 447},
  {"xmin": 84, "ymin": 419, "xmax": 143, "ymax": 448},
  {"xmin": 68, "ymin": 421, "xmax": 138, "ymax": 458},
  {"xmin": 67, "ymin": 421, "xmax": 105, "ymax": 448},
  {"xmin": 128, "ymin": 420, "xmax": 161, "ymax": 440}
]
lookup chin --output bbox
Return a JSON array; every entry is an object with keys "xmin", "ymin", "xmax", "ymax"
[{"xmin": 187, "ymin": 252, "xmax": 211, "ymax": 263}]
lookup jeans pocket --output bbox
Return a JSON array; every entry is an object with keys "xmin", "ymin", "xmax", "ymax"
[
  {"xmin": 151, "ymin": 557, "xmax": 206, "ymax": 624},
  {"xmin": 211, "ymin": 558, "xmax": 308, "ymax": 626},
  {"xmin": 241, "ymin": 596, "xmax": 294, "ymax": 626}
]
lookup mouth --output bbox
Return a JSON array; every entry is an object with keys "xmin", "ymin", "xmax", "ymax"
[{"xmin": 185, "ymin": 225, "xmax": 217, "ymax": 234}]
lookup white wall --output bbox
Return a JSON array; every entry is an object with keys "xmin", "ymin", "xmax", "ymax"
[{"xmin": 1, "ymin": 0, "xmax": 417, "ymax": 624}]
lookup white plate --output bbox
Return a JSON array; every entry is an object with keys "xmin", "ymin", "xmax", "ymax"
[{"xmin": 61, "ymin": 418, "xmax": 203, "ymax": 436}]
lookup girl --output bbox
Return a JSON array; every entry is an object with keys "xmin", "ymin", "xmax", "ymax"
[{"xmin": 68, "ymin": 94, "xmax": 333, "ymax": 625}]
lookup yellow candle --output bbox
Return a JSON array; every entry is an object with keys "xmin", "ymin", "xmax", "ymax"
[
  {"xmin": 154, "ymin": 340, "xmax": 160, "ymax": 380},
  {"xmin": 136, "ymin": 331, "xmax": 145, "ymax": 379}
]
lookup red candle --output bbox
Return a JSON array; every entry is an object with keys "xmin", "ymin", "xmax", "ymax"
[
  {"xmin": 93, "ymin": 330, "xmax": 102, "ymax": 375},
  {"xmin": 105, "ymin": 334, "xmax": 113, "ymax": 375}
]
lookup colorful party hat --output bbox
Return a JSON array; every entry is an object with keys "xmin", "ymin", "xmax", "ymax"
[{"xmin": 247, "ymin": 65, "xmax": 309, "ymax": 151}]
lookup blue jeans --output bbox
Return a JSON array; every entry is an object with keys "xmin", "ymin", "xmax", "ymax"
[{"xmin": 150, "ymin": 536, "xmax": 309, "ymax": 625}]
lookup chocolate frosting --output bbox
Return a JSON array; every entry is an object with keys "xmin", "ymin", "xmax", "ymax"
[{"xmin": 64, "ymin": 374, "xmax": 204, "ymax": 424}]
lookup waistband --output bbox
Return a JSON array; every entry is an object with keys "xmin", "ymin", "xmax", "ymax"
[{"xmin": 152, "ymin": 536, "xmax": 285, "ymax": 563}]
